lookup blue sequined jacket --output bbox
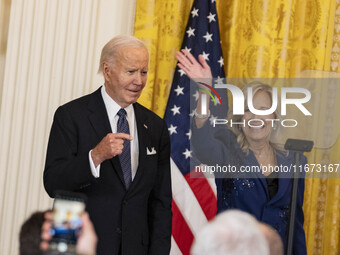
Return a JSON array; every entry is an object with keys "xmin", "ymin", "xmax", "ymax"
[{"xmin": 192, "ymin": 122, "xmax": 307, "ymax": 255}]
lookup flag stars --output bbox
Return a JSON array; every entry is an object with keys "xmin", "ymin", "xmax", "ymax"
[
  {"xmin": 168, "ymin": 124, "xmax": 177, "ymax": 135},
  {"xmin": 186, "ymin": 27, "xmax": 195, "ymax": 37},
  {"xmin": 207, "ymin": 12, "xmax": 216, "ymax": 23},
  {"xmin": 209, "ymin": 115, "xmax": 217, "ymax": 126},
  {"xmin": 193, "ymin": 90, "xmax": 199, "ymax": 101},
  {"xmin": 191, "ymin": 7, "xmax": 199, "ymax": 18},
  {"xmin": 171, "ymin": 105, "xmax": 181, "ymax": 116},
  {"xmin": 215, "ymin": 76, "xmax": 224, "ymax": 84},
  {"xmin": 178, "ymin": 69, "xmax": 186, "ymax": 76},
  {"xmin": 185, "ymin": 46, "xmax": 192, "ymax": 53},
  {"xmin": 186, "ymin": 129, "xmax": 192, "ymax": 140},
  {"xmin": 202, "ymin": 51, "xmax": 210, "ymax": 61},
  {"xmin": 174, "ymin": 85, "xmax": 184, "ymax": 96},
  {"xmin": 183, "ymin": 149, "xmax": 192, "ymax": 159},
  {"xmin": 203, "ymin": 32, "xmax": 213, "ymax": 43},
  {"xmin": 218, "ymin": 56, "xmax": 224, "ymax": 67},
  {"xmin": 214, "ymin": 96, "xmax": 221, "ymax": 105}
]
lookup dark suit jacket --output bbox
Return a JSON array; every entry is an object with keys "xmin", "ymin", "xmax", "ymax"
[
  {"xmin": 44, "ymin": 87, "xmax": 172, "ymax": 255},
  {"xmin": 192, "ymin": 121, "xmax": 306, "ymax": 255}
]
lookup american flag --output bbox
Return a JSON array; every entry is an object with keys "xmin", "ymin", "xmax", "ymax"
[{"xmin": 164, "ymin": 0, "xmax": 227, "ymax": 254}]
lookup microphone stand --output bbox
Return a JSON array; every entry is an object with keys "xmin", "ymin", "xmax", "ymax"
[{"xmin": 284, "ymin": 139, "xmax": 313, "ymax": 255}]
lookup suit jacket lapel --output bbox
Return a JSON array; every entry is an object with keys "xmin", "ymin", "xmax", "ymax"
[
  {"xmin": 87, "ymin": 87, "xmax": 126, "ymax": 188},
  {"xmin": 88, "ymin": 87, "xmax": 111, "ymax": 138}
]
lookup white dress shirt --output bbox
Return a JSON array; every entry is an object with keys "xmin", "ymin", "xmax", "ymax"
[{"xmin": 88, "ymin": 85, "xmax": 139, "ymax": 179}]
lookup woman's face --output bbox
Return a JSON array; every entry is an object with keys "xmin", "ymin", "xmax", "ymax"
[{"xmin": 241, "ymin": 90, "xmax": 275, "ymax": 144}]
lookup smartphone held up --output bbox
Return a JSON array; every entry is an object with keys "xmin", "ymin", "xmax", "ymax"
[{"xmin": 48, "ymin": 191, "xmax": 87, "ymax": 254}]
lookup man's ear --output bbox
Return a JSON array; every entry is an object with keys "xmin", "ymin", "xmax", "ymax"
[{"xmin": 103, "ymin": 62, "xmax": 110, "ymax": 79}]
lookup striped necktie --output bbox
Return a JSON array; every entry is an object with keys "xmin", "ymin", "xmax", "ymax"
[{"xmin": 117, "ymin": 108, "xmax": 132, "ymax": 189}]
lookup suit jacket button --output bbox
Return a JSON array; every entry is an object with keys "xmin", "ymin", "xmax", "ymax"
[{"xmin": 116, "ymin": 228, "xmax": 122, "ymax": 234}]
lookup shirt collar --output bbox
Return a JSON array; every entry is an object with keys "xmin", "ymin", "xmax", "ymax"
[{"xmin": 101, "ymin": 85, "xmax": 134, "ymax": 120}]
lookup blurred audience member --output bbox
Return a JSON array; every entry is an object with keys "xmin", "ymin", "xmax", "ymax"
[
  {"xmin": 19, "ymin": 211, "xmax": 47, "ymax": 255},
  {"xmin": 191, "ymin": 210, "xmax": 269, "ymax": 255},
  {"xmin": 259, "ymin": 223, "xmax": 284, "ymax": 255}
]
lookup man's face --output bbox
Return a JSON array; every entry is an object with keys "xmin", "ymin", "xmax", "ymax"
[{"xmin": 103, "ymin": 47, "xmax": 149, "ymax": 108}]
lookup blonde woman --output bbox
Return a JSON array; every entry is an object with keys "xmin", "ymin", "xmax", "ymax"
[{"xmin": 176, "ymin": 49, "xmax": 306, "ymax": 255}]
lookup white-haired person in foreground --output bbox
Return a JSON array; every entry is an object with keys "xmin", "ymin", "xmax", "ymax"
[
  {"xmin": 191, "ymin": 210, "xmax": 271, "ymax": 255},
  {"xmin": 259, "ymin": 222, "xmax": 284, "ymax": 255}
]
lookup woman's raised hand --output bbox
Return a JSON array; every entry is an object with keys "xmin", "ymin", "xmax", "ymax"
[{"xmin": 176, "ymin": 49, "xmax": 213, "ymax": 87}]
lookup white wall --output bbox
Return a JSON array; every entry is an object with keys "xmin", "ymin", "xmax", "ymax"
[{"xmin": 0, "ymin": 0, "xmax": 136, "ymax": 254}]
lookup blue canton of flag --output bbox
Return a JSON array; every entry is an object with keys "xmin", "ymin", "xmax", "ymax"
[{"xmin": 165, "ymin": 0, "xmax": 226, "ymax": 176}]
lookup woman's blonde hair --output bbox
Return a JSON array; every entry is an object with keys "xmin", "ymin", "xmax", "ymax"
[{"xmin": 227, "ymin": 81, "xmax": 281, "ymax": 154}]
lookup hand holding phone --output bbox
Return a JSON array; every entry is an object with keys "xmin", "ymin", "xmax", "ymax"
[
  {"xmin": 41, "ymin": 211, "xmax": 97, "ymax": 255},
  {"xmin": 48, "ymin": 191, "xmax": 87, "ymax": 254}
]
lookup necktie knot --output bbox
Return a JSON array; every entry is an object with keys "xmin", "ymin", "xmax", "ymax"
[{"xmin": 117, "ymin": 108, "xmax": 127, "ymax": 118}]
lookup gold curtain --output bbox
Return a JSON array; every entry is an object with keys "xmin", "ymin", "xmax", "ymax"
[
  {"xmin": 134, "ymin": 0, "xmax": 194, "ymax": 117},
  {"xmin": 134, "ymin": 0, "xmax": 340, "ymax": 254}
]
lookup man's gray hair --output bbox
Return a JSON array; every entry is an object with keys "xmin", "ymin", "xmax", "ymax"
[
  {"xmin": 98, "ymin": 35, "xmax": 147, "ymax": 73},
  {"xmin": 191, "ymin": 210, "xmax": 270, "ymax": 255}
]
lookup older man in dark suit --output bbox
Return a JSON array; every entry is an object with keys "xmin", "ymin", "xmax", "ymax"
[{"xmin": 43, "ymin": 35, "xmax": 172, "ymax": 255}]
